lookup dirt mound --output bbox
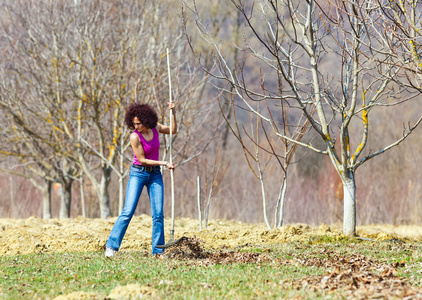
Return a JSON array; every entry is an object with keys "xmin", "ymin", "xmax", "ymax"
[
  {"xmin": 1, "ymin": 216, "xmax": 422, "ymax": 256},
  {"xmin": 0, "ymin": 216, "xmax": 111, "ymax": 256},
  {"xmin": 107, "ymin": 283, "xmax": 157, "ymax": 299},
  {"xmin": 54, "ymin": 291, "xmax": 102, "ymax": 300},
  {"xmin": 357, "ymin": 224, "xmax": 422, "ymax": 242},
  {"xmin": 53, "ymin": 284, "xmax": 157, "ymax": 300}
]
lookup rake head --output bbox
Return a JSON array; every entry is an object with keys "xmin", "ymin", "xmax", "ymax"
[{"xmin": 156, "ymin": 236, "xmax": 188, "ymax": 249}]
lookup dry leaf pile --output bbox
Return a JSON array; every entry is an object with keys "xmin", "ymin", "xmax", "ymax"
[
  {"xmin": 163, "ymin": 237, "xmax": 205, "ymax": 259},
  {"xmin": 289, "ymin": 251, "xmax": 422, "ymax": 299},
  {"xmin": 162, "ymin": 239, "xmax": 422, "ymax": 298},
  {"xmin": 162, "ymin": 236, "xmax": 272, "ymax": 265}
]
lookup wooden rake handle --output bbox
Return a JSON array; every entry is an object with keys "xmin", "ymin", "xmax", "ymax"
[{"xmin": 167, "ymin": 48, "xmax": 175, "ymax": 242}]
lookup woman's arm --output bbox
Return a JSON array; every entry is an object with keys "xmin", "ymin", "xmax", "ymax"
[
  {"xmin": 156, "ymin": 101, "xmax": 177, "ymax": 134},
  {"xmin": 130, "ymin": 133, "xmax": 174, "ymax": 169}
]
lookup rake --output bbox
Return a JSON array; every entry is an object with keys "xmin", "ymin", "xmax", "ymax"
[{"xmin": 157, "ymin": 48, "xmax": 185, "ymax": 249}]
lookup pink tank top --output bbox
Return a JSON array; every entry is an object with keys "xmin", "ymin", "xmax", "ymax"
[{"xmin": 133, "ymin": 128, "xmax": 160, "ymax": 165}]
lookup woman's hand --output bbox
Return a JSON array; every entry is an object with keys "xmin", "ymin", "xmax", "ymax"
[
  {"xmin": 165, "ymin": 161, "xmax": 175, "ymax": 170},
  {"xmin": 156, "ymin": 102, "xmax": 177, "ymax": 134},
  {"xmin": 168, "ymin": 101, "xmax": 175, "ymax": 110}
]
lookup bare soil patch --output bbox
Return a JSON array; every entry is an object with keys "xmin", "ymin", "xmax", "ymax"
[
  {"xmin": 52, "ymin": 284, "xmax": 157, "ymax": 300},
  {"xmin": 1, "ymin": 215, "xmax": 422, "ymax": 256}
]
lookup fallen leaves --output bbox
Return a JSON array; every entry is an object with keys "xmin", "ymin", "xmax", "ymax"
[
  {"xmin": 161, "ymin": 237, "xmax": 272, "ymax": 265},
  {"xmin": 162, "ymin": 238, "xmax": 422, "ymax": 298},
  {"xmin": 289, "ymin": 252, "xmax": 422, "ymax": 299}
]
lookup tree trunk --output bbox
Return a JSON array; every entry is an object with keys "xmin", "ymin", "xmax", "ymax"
[
  {"xmin": 79, "ymin": 158, "xmax": 112, "ymax": 218},
  {"xmin": 9, "ymin": 175, "xmax": 15, "ymax": 218},
  {"xmin": 80, "ymin": 176, "xmax": 86, "ymax": 218},
  {"xmin": 118, "ymin": 175, "xmax": 124, "ymax": 215},
  {"xmin": 342, "ymin": 170, "xmax": 356, "ymax": 236},
  {"xmin": 204, "ymin": 187, "xmax": 212, "ymax": 229},
  {"xmin": 59, "ymin": 178, "xmax": 73, "ymax": 219},
  {"xmin": 98, "ymin": 168, "xmax": 112, "ymax": 219},
  {"xmin": 118, "ymin": 129, "xmax": 130, "ymax": 215},
  {"xmin": 259, "ymin": 171, "xmax": 271, "ymax": 230},
  {"xmin": 42, "ymin": 180, "xmax": 52, "ymax": 219},
  {"xmin": 276, "ymin": 174, "xmax": 287, "ymax": 228}
]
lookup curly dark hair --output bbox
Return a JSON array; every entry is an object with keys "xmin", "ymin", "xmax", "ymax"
[{"xmin": 124, "ymin": 102, "xmax": 158, "ymax": 129}]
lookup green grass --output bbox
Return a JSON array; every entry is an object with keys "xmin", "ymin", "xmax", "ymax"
[{"xmin": 1, "ymin": 239, "xmax": 422, "ymax": 299}]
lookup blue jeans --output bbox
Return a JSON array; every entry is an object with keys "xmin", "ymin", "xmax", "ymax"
[{"xmin": 106, "ymin": 167, "xmax": 165, "ymax": 254}]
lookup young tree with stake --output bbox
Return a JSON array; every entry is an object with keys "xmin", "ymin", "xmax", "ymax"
[{"xmin": 185, "ymin": 0, "xmax": 422, "ymax": 235}]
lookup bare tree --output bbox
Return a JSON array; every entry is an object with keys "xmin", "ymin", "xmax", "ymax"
[
  {"xmin": 185, "ymin": 0, "xmax": 422, "ymax": 235},
  {"xmin": 0, "ymin": 0, "xmax": 222, "ymax": 219},
  {"xmin": 0, "ymin": 0, "xmax": 151, "ymax": 218},
  {"xmin": 0, "ymin": 70, "xmax": 79, "ymax": 218},
  {"xmin": 217, "ymin": 79, "xmax": 312, "ymax": 228},
  {"xmin": 202, "ymin": 135, "xmax": 230, "ymax": 229}
]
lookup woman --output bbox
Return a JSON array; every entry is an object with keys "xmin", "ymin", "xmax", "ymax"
[{"xmin": 105, "ymin": 101, "xmax": 177, "ymax": 257}]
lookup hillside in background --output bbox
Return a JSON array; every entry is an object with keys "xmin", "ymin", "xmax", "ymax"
[{"xmin": 0, "ymin": 0, "xmax": 421, "ymax": 227}]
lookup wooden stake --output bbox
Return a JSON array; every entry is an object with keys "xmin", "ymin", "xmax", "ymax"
[
  {"xmin": 197, "ymin": 176, "xmax": 202, "ymax": 231},
  {"xmin": 167, "ymin": 48, "xmax": 175, "ymax": 242}
]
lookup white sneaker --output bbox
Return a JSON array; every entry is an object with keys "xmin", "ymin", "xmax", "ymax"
[{"xmin": 105, "ymin": 247, "xmax": 118, "ymax": 258}]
